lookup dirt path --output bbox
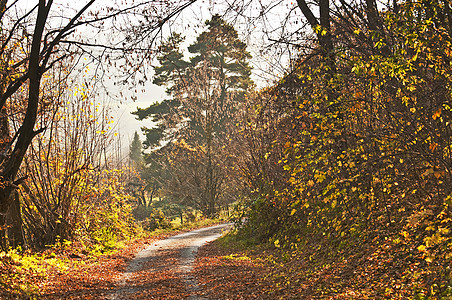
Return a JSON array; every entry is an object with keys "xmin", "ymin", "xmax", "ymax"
[{"xmin": 111, "ymin": 223, "xmax": 232, "ymax": 300}]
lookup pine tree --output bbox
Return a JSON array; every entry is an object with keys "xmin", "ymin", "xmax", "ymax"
[
  {"xmin": 129, "ymin": 131, "xmax": 143, "ymax": 165},
  {"xmin": 133, "ymin": 15, "xmax": 252, "ymax": 216}
]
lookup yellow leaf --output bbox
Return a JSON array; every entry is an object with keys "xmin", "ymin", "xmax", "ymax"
[{"xmin": 425, "ymin": 256, "xmax": 434, "ymax": 263}]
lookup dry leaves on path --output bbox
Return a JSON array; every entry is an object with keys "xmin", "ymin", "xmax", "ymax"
[
  {"xmin": 36, "ymin": 230, "xmax": 191, "ymax": 299},
  {"xmin": 40, "ymin": 238, "xmax": 151, "ymax": 299},
  {"xmin": 193, "ymin": 241, "xmax": 278, "ymax": 300},
  {"xmin": 36, "ymin": 223, "xmax": 226, "ymax": 299}
]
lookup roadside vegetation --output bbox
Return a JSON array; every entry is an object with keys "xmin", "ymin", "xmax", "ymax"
[
  {"xmin": 195, "ymin": 0, "xmax": 452, "ymax": 298},
  {"xmin": 0, "ymin": 216, "xmax": 225, "ymax": 299}
]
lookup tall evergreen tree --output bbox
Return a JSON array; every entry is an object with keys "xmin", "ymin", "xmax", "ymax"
[
  {"xmin": 129, "ymin": 131, "xmax": 143, "ymax": 165},
  {"xmin": 133, "ymin": 15, "xmax": 252, "ymax": 216}
]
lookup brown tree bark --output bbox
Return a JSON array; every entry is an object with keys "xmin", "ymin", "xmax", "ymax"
[
  {"xmin": 0, "ymin": 0, "xmax": 50, "ymax": 250},
  {"xmin": 0, "ymin": 0, "xmax": 101, "ymax": 249},
  {"xmin": 0, "ymin": 106, "xmax": 24, "ymax": 248},
  {"xmin": 296, "ymin": 0, "xmax": 334, "ymax": 65}
]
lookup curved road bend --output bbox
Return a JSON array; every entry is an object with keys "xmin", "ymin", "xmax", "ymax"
[{"xmin": 111, "ymin": 223, "xmax": 233, "ymax": 300}]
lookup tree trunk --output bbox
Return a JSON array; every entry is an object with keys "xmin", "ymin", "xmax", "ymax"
[
  {"xmin": 0, "ymin": 0, "xmax": 51, "ymax": 249},
  {"xmin": 296, "ymin": 0, "xmax": 335, "ymax": 77},
  {"xmin": 6, "ymin": 192, "xmax": 24, "ymax": 248},
  {"xmin": 0, "ymin": 107, "xmax": 24, "ymax": 249},
  {"xmin": 0, "ymin": 191, "xmax": 24, "ymax": 249}
]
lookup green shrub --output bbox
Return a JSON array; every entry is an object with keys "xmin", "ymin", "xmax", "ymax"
[
  {"xmin": 140, "ymin": 209, "xmax": 172, "ymax": 231},
  {"xmin": 184, "ymin": 211, "xmax": 197, "ymax": 223},
  {"xmin": 132, "ymin": 205, "xmax": 154, "ymax": 221},
  {"xmin": 91, "ymin": 227, "xmax": 119, "ymax": 255}
]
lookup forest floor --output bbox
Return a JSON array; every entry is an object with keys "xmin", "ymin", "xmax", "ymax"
[
  {"xmin": 1, "ymin": 222, "xmax": 436, "ymax": 299},
  {"xmin": 0, "ymin": 221, "xmax": 228, "ymax": 299},
  {"xmin": 193, "ymin": 233, "xmax": 441, "ymax": 299},
  {"xmin": 38, "ymin": 225, "xmax": 234, "ymax": 300}
]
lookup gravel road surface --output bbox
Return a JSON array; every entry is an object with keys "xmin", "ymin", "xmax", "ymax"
[{"xmin": 111, "ymin": 223, "xmax": 232, "ymax": 299}]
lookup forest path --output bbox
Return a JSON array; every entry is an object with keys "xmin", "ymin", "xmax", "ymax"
[{"xmin": 111, "ymin": 223, "xmax": 232, "ymax": 300}]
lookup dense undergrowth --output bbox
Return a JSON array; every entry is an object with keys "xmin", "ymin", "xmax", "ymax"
[
  {"xmin": 217, "ymin": 227, "xmax": 451, "ymax": 299},
  {"xmin": 228, "ymin": 1, "xmax": 452, "ymax": 298}
]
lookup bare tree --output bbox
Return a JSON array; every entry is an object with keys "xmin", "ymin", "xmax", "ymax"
[{"xmin": 0, "ymin": 0, "xmax": 199, "ymax": 248}]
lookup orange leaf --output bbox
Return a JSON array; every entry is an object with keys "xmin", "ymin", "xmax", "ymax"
[
  {"xmin": 429, "ymin": 142, "xmax": 439, "ymax": 152},
  {"xmin": 432, "ymin": 108, "xmax": 442, "ymax": 120}
]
